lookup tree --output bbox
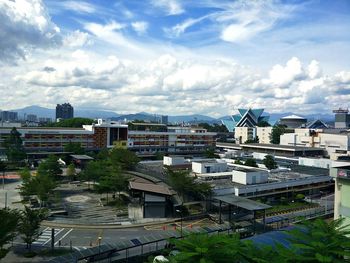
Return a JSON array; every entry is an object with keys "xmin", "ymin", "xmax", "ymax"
[
  {"xmin": 0, "ymin": 161, "xmax": 6, "ymax": 186},
  {"xmin": 109, "ymin": 148, "xmax": 139, "ymax": 170},
  {"xmin": 166, "ymin": 169, "xmax": 212, "ymax": 201},
  {"xmin": 4, "ymin": 127, "xmax": 26, "ymax": 162},
  {"xmin": 257, "ymin": 120, "xmax": 271, "ymax": 127},
  {"xmin": 270, "ymin": 125, "xmax": 286, "ymax": 144},
  {"xmin": 263, "ymin": 155, "xmax": 277, "ymax": 170},
  {"xmin": 278, "ymin": 218, "xmax": 350, "ymax": 262},
  {"xmin": 82, "ymin": 160, "xmax": 110, "ymax": 184},
  {"xmin": 204, "ymin": 147, "xmax": 219, "ymax": 159},
  {"xmin": 0, "ymin": 208, "xmax": 19, "ymax": 259},
  {"xmin": 64, "ymin": 142, "xmax": 85, "ymax": 154},
  {"xmin": 37, "ymin": 155, "xmax": 62, "ymax": 180},
  {"xmin": 169, "ymin": 233, "xmax": 248, "ymax": 263},
  {"xmin": 19, "ymin": 168, "xmax": 31, "ymax": 182},
  {"xmin": 66, "ymin": 164, "xmax": 76, "ymax": 181},
  {"xmin": 19, "ymin": 207, "xmax": 46, "ymax": 251},
  {"xmin": 244, "ymin": 158, "xmax": 258, "ymax": 167},
  {"xmin": 245, "ymin": 136, "xmax": 259, "ymax": 144},
  {"xmin": 46, "ymin": 117, "xmax": 95, "ymax": 128},
  {"xmin": 234, "ymin": 159, "xmax": 243, "ymax": 165}
]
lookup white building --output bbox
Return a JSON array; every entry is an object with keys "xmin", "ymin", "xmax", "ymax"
[
  {"xmin": 280, "ymin": 128, "xmax": 350, "ymax": 159},
  {"xmin": 192, "ymin": 159, "xmax": 227, "ymax": 174},
  {"xmin": 232, "ymin": 167, "xmax": 269, "ymax": 185},
  {"xmin": 256, "ymin": 127, "xmax": 273, "ymax": 144},
  {"xmin": 163, "ymin": 156, "xmax": 187, "ymax": 166}
]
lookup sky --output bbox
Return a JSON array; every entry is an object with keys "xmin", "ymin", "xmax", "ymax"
[{"xmin": 0, "ymin": 0, "xmax": 350, "ymax": 117}]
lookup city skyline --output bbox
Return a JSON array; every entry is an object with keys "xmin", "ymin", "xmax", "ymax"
[{"xmin": 1, "ymin": 0, "xmax": 350, "ymax": 117}]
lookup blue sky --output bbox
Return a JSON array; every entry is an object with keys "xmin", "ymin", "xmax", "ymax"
[{"xmin": 0, "ymin": 0, "xmax": 350, "ymax": 117}]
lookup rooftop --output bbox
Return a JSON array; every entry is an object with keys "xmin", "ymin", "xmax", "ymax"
[
  {"xmin": 240, "ymin": 143, "xmax": 323, "ymax": 152},
  {"xmin": 129, "ymin": 181, "xmax": 173, "ymax": 196},
  {"xmin": 281, "ymin": 115, "xmax": 306, "ymax": 120},
  {"xmin": 214, "ymin": 195, "xmax": 271, "ymax": 211}
]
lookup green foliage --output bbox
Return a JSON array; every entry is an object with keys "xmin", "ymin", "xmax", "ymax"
[
  {"xmin": 0, "ymin": 161, "xmax": 6, "ymax": 175},
  {"xmin": 46, "ymin": 118, "xmax": 95, "ymax": 128},
  {"xmin": 281, "ymin": 218, "xmax": 350, "ymax": 262},
  {"xmin": 198, "ymin": 123, "xmax": 229, "ymax": 133},
  {"xmin": 204, "ymin": 147, "xmax": 220, "ymax": 159},
  {"xmin": 4, "ymin": 127, "xmax": 26, "ymax": 162},
  {"xmin": 20, "ymin": 156, "xmax": 58, "ymax": 204},
  {"xmin": 109, "ymin": 148, "xmax": 139, "ymax": 170},
  {"xmin": 270, "ymin": 125, "xmax": 286, "ymax": 144},
  {"xmin": 64, "ymin": 142, "xmax": 85, "ymax": 154},
  {"xmin": 234, "ymin": 159, "xmax": 243, "ymax": 165},
  {"xmin": 257, "ymin": 120, "xmax": 271, "ymax": 127},
  {"xmin": 169, "ymin": 233, "xmax": 248, "ymax": 263},
  {"xmin": 263, "ymin": 155, "xmax": 277, "ymax": 170},
  {"xmin": 19, "ymin": 168, "xmax": 31, "ymax": 182},
  {"xmin": 155, "ymin": 152, "xmax": 165, "ymax": 160},
  {"xmin": 245, "ymin": 136, "xmax": 259, "ymax": 144},
  {"xmin": 0, "ymin": 208, "xmax": 20, "ymax": 250},
  {"xmin": 166, "ymin": 169, "xmax": 212, "ymax": 201},
  {"xmin": 37, "ymin": 155, "xmax": 62, "ymax": 180},
  {"xmin": 96, "ymin": 148, "xmax": 110, "ymax": 160},
  {"xmin": 66, "ymin": 164, "xmax": 76, "ymax": 181},
  {"xmin": 295, "ymin": 194, "xmax": 305, "ymax": 201},
  {"xmin": 19, "ymin": 207, "xmax": 46, "ymax": 251},
  {"xmin": 82, "ymin": 160, "xmax": 110, "ymax": 182},
  {"xmin": 244, "ymin": 158, "xmax": 258, "ymax": 167}
]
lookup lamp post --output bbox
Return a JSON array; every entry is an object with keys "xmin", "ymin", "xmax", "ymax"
[
  {"xmin": 175, "ymin": 209, "xmax": 183, "ymax": 238},
  {"xmin": 98, "ymin": 236, "xmax": 102, "ymax": 254}
]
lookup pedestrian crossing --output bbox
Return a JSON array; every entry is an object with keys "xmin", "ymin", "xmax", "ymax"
[
  {"xmin": 74, "ymin": 246, "xmax": 87, "ymax": 251},
  {"xmin": 33, "ymin": 227, "xmax": 65, "ymax": 245}
]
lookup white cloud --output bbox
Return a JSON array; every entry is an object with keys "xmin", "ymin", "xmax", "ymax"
[
  {"xmin": 131, "ymin": 21, "xmax": 149, "ymax": 35},
  {"xmin": 218, "ymin": 0, "xmax": 294, "ymax": 43},
  {"xmin": 63, "ymin": 30, "xmax": 92, "ymax": 47},
  {"xmin": 268, "ymin": 57, "xmax": 305, "ymax": 87},
  {"xmin": 151, "ymin": 0, "xmax": 184, "ymax": 16},
  {"xmin": 164, "ymin": 16, "xmax": 208, "ymax": 37},
  {"xmin": 0, "ymin": 0, "xmax": 60, "ymax": 63},
  {"xmin": 61, "ymin": 1, "xmax": 95, "ymax": 14}
]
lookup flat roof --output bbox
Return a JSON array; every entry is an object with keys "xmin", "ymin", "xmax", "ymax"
[
  {"xmin": 214, "ymin": 195, "xmax": 271, "ymax": 211},
  {"xmin": 129, "ymin": 181, "xmax": 173, "ymax": 196},
  {"xmin": 70, "ymin": 154, "xmax": 94, "ymax": 160},
  {"xmin": 240, "ymin": 143, "xmax": 323, "ymax": 152}
]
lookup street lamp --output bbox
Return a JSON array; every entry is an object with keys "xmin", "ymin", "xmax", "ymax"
[
  {"xmin": 98, "ymin": 236, "xmax": 102, "ymax": 254},
  {"xmin": 175, "ymin": 209, "xmax": 183, "ymax": 238}
]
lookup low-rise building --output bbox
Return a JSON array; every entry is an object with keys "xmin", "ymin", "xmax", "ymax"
[
  {"xmin": 231, "ymin": 166, "xmax": 269, "ymax": 185},
  {"xmin": 192, "ymin": 159, "xmax": 227, "ymax": 174}
]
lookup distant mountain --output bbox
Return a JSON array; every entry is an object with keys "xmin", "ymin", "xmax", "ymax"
[
  {"xmin": 112, "ymin": 113, "xmax": 158, "ymax": 122},
  {"xmin": 169, "ymin": 114, "xmax": 218, "ymax": 124},
  {"xmin": 13, "ymin": 105, "xmax": 119, "ymax": 119}
]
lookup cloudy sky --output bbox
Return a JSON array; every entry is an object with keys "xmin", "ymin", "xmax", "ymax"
[{"xmin": 1, "ymin": 0, "xmax": 350, "ymax": 117}]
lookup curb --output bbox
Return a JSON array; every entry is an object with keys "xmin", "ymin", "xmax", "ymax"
[{"xmin": 41, "ymin": 218, "xmax": 181, "ymax": 229}]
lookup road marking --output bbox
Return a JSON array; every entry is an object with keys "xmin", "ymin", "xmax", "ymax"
[
  {"xmin": 55, "ymin": 228, "xmax": 73, "ymax": 246},
  {"xmin": 42, "ymin": 228, "xmax": 65, "ymax": 245}
]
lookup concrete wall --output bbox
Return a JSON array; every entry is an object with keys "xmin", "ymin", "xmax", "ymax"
[
  {"xmin": 256, "ymin": 127, "xmax": 273, "ymax": 144},
  {"xmin": 234, "ymin": 127, "xmax": 255, "ymax": 144},
  {"xmin": 163, "ymin": 156, "xmax": 186, "ymax": 166},
  {"xmin": 192, "ymin": 161, "xmax": 227, "ymax": 174},
  {"xmin": 232, "ymin": 170, "xmax": 269, "ymax": 185}
]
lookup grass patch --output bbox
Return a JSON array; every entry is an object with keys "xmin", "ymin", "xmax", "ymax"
[{"xmin": 266, "ymin": 201, "xmax": 317, "ymax": 214}]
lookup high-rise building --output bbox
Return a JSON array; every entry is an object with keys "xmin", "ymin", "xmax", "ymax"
[
  {"xmin": 333, "ymin": 108, "xmax": 350, "ymax": 128},
  {"xmin": 161, "ymin": 115, "xmax": 168, "ymax": 124},
  {"xmin": 26, "ymin": 114, "xmax": 37, "ymax": 122},
  {"xmin": 0, "ymin": 111, "xmax": 18, "ymax": 122},
  {"xmin": 56, "ymin": 103, "xmax": 74, "ymax": 120}
]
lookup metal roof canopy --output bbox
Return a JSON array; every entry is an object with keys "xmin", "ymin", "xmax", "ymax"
[
  {"xmin": 70, "ymin": 154, "xmax": 94, "ymax": 160},
  {"xmin": 214, "ymin": 195, "xmax": 271, "ymax": 211}
]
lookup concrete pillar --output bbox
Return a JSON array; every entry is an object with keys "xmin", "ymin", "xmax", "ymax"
[{"xmin": 334, "ymin": 178, "xmax": 342, "ymax": 219}]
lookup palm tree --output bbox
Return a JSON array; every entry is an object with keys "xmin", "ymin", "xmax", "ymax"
[
  {"xmin": 279, "ymin": 218, "xmax": 350, "ymax": 262},
  {"xmin": 169, "ymin": 233, "xmax": 248, "ymax": 263}
]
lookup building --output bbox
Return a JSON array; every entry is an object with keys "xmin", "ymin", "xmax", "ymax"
[
  {"xmin": 256, "ymin": 127, "xmax": 273, "ymax": 144},
  {"xmin": 0, "ymin": 119, "xmax": 216, "ymax": 157},
  {"xmin": 0, "ymin": 111, "xmax": 18, "ymax": 122},
  {"xmin": 56, "ymin": 103, "xmax": 74, "ymax": 120},
  {"xmin": 161, "ymin": 115, "xmax": 168, "ymax": 125},
  {"xmin": 301, "ymin": 119, "xmax": 328, "ymax": 129},
  {"xmin": 331, "ymin": 165, "xmax": 350, "ymax": 228},
  {"xmin": 333, "ymin": 108, "xmax": 350, "ymax": 128},
  {"xmin": 234, "ymin": 127, "xmax": 255, "ymax": 144},
  {"xmin": 192, "ymin": 159, "xmax": 227, "ymax": 174},
  {"xmin": 222, "ymin": 108, "xmax": 270, "ymax": 132},
  {"xmin": 128, "ymin": 126, "xmax": 216, "ymax": 156},
  {"xmin": 278, "ymin": 115, "xmax": 307, "ymax": 128},
  {"xmin": 231, "ymin": 166, "xmax": 269, "ymax": 185},
  {"xmin": 38, "ymin": 117, "xmax": 52, "ymax": 124},
  {"xmin": 26, "ymin": 114, "xmax": 37, "ymax": 122},
  {"xmin": 280, "ymin": 128, "xmax": 350, "ymax": 159}
]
